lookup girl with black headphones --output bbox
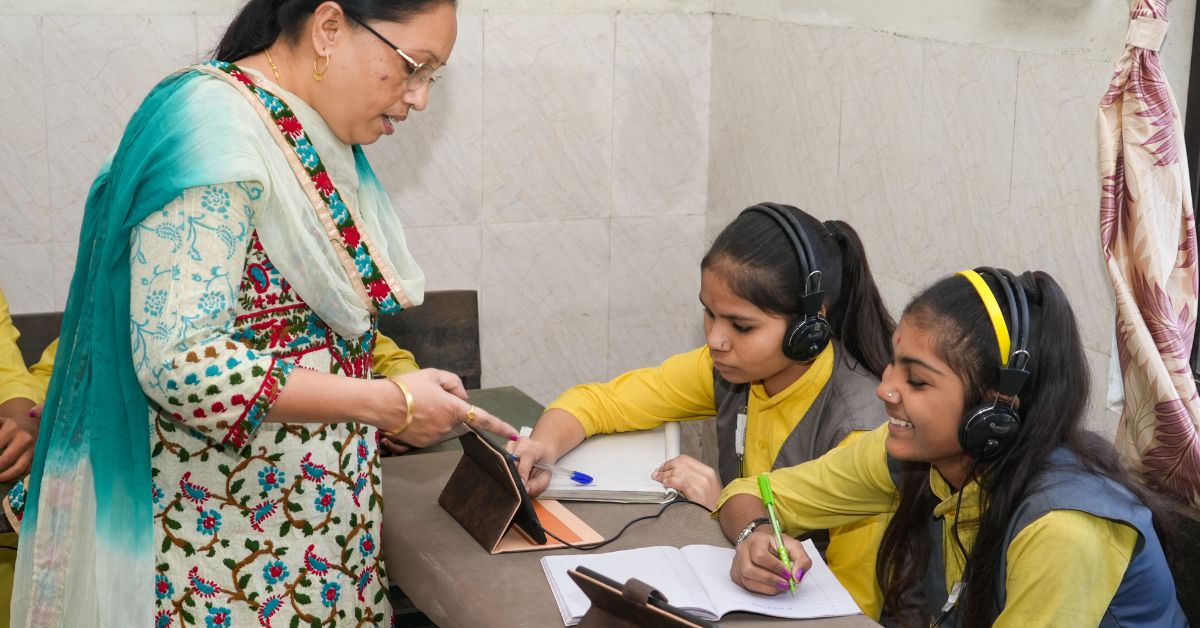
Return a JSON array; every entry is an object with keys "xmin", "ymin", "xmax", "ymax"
[
  {"xmin": 510, "ymin": 202, "xmax": 896, "ymax": 618},
  {"xmin": 718, "ymin": 268, "xmax": 1187, "ymax": 627}
]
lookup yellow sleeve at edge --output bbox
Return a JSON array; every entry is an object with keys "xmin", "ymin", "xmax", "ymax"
[
  {"xmin": 0, "ymin": 289, "xmax": 44, "ymax": 406},
  {"xmin": 717, "ymin": 423, "xmax": 897, "ymax": 534},
  {"xmin": 823, "ymin": 429, "xmax": 888, "ymax": 620},
  {"xmin": 372, "ymin": 332, "xmax": 419, "ymax": 379},
  {"xmin": 548, "ymin": 346, "xmax": 718, "ymax": 436}
]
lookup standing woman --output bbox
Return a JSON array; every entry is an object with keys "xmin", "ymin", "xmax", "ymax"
[
  {"xmin": 11, "ymin": 1, "xmax": 516, "ymax": 626},
  {"xmin": 511, "ymin": 202, "xmax": 897, "ymax": 618},
  {"xmin": 719, "ymin": 268, "xmax": 1187, "ymax": 627}
]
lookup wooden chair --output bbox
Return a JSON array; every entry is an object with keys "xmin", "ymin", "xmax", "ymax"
[
  {"xmin": 11, "ymin": 311, "xmax": 63, "ymax": 367},
  {"xmin": 376, "ymin": 290, "xmax": 481, "ymax": 390},
  {"xmin": 9, "ymin": 290, "xmax": 481, "ymax": 388}
]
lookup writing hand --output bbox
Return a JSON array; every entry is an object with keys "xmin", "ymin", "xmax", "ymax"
[{"xmin": 729, "ymin": 529, "xmax": 810, "ymax": 595}]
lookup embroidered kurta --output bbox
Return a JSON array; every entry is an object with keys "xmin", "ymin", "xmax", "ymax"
[
  {"xmin": 11, "ymin": 63, "xmax": 424, "ymax": 626},
  {"xmin": 132, "ymin": 182, "xmax": 389, "ymax": 627}
]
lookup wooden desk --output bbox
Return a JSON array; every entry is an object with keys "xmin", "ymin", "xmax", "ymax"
[{"xmin": 380, "ymin": 450, "xmax": 878, "ymax": 628}]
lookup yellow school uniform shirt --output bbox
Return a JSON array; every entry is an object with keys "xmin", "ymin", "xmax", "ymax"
[
  {"xmin": 550, "ymin": 345, "xmax": 889, "ymax": 618},
  {"xmin": 372, "ymin": 331, "xmax": 419, "ymax": 377},
  {"xmin": 0, "ymin": 288, "xmax": 45, "ymax": 407},
  {"xmin": 717, "ymin": 424, "xmax": 1138, "ymax": 627},
  {"xmin": 0, "ymin": 288, "xmax": 55, "ymax": 628}
]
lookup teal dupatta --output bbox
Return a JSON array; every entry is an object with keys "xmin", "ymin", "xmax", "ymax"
[{"xmin": 12, "ymin": 62, "xmax": 420, "ymax": 625}]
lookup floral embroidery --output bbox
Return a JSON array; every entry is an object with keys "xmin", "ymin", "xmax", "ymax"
[
  {"xmin": 200, "ymin": 186, "xmax": 232, "ymax": 215},
  {"xmin": 196, "ymin": 509, "xmax": 222, "ymax": 535},
  {"xmin": 206, "ymin": 60, "xmax": 406, "ymax": 316},
  {"xmin": 314, "ymin": 485, "xmax": 336, "ymax": 512},
  {"xmin": 137, "ymin": 182, "xmax": 389, "ymax": 624},
  {"xmin": 197, "ymin": 290, "xmax": 227, "ymax": 318},
  {"xmin": 155, "ymin": 574, "xmax": 175, "ymax": 600},
  {"xmin": 320, "ymin": 581, "xmax": 341, "ymax": 608},
  {"xmin": 262, "ymin": 560, "xmax": 289, "ymax": 585},
  {"xmin": 204, "ymin": 606, "xmax": 233, "ymax": 628},
  {"xmin": 257, "ymin": 465, "xmax": 284, "ymax": 491},
  {"xmin": 145, "ymin": 289, "xmax": 168, "ymax": 317}
]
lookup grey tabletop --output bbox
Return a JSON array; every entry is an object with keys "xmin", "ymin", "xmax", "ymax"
[{"xmin": 380, "ymin": 449, "xmax": 879, "ymax": 628}]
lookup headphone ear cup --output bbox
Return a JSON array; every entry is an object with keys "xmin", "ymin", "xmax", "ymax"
[
  {"xmin": 958, "ymin": 405, "xmax": 1021, "ymax": 462},
  {"xmin": 782, "ymin": 315, "xmax": 831, "ymax": 361}
]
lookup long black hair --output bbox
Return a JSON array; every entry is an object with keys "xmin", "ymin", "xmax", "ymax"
[
  {"xmin": 876, "ymin": 270, "xmax": 1182, "ymax": 627},
  {"xmin": 213, "ymin": 0, "xmax": 455, "ymax": 62},
  {"xmin": 700, "ymin": 203, "xmax": 895, "ymax": 378}
]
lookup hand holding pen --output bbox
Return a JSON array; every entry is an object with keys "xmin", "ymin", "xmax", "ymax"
[
  {"xmin": 506, "ymin": 434, "xmax": 594, "ymax": 494},
  {"xmin": 757, "ymin": 474, "xmax": 798, "ymax": 596}
]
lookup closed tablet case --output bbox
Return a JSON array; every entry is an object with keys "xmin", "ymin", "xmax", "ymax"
[
  {"xmin": 568, "ymin": 567, "xmax": 717, "ymax": 628},
  {"xmin": 438, "ymin": 426, "xmax": 548, "ymax": 553}
]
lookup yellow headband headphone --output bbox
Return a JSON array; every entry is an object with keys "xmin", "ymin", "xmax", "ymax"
[
  {"xmin": 957, "ymin": 270, "xmax": 1011, "ymax": 366},
  {"xmin": 955, "ymin": 267, "xmax": 1031, "ymax": 461}
]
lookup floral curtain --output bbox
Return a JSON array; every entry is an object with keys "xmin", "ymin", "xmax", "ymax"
[{"xmin": 1100, "ymin": 0, "xmax": 1200, "ymax": 511}]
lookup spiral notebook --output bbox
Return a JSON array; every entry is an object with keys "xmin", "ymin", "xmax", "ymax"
[{"xmin": 524, "ymin": 423, "xmax": 681, "ymax": 503}]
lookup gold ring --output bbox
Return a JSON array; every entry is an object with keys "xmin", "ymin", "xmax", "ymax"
[{"xmin": 465, "ymin": 405, "xmax": 477, "ymax": 424}]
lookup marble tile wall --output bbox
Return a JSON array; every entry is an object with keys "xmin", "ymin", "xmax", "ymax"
[
  {"xmin": 0, "ymin": 10, "xmax": 1193, "ymax": 432},
  {"xmin": 0, "ymin": 12, "xmax": 710, "ymax": 408},
  {"xmin": 708, "ymin": 14, "xmax": 1179, "ymax": 435}
]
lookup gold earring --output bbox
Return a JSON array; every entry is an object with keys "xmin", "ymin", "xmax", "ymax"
[{"xmin": 313, "ymin": 53, "xmax": 331, "ymax": 81}]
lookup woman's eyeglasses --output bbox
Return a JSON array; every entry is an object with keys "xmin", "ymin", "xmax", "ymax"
[{"xmin": 351, "ymin": 16, "xmax": 442, "ymax": 89}]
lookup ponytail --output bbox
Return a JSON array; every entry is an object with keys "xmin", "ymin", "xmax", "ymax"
[
  {"xmin": 823, "ymin": 220, "xmax": 895, "ymax": 378},
  {"xmin": 212, "ymin": 0, "xmax": 454, "ymax": 62},
  {"xmin": 702, "ymin": 204, "xmax": 895, "ymax": 377}
]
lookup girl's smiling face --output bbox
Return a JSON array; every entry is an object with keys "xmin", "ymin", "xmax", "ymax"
[{"xmin": 877, "ymin": 316, "xmax": 973, "ymax": 488}]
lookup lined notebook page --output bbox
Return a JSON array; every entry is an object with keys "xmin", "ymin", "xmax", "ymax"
[
  {"xmin": 539, "ymin": 423, "xmax": 681, "ymax": 502},
  {"xmin": 682, "ymin": 540, "xmax": 863, "ymax": 619}
]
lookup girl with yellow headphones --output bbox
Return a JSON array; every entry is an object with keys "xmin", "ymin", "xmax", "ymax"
[
  {"xmin": 510, "ymin": 202, "xmax": 897, "ymax": 618},
  {"xmin": 718, "ymin": 268, "xmax": 1187, "ymax": 627}
]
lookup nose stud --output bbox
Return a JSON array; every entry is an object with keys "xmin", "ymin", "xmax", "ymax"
[{"xmin": 886, "ymin": 392, "xmax": 896, "ymax": 399}]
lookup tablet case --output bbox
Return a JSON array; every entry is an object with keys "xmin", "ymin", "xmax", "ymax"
[
  {"xmin": 438, "ymin": 426, "xmax": 548, "ymax": 553},
  {"xmin": 568, "ymin": 567, "xmax": 717, "ymax": 628}
]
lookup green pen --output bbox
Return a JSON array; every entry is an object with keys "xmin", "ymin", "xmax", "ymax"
[{"xmin": 757, "ymin": 473, "xmax": 796, "ymax": 596}]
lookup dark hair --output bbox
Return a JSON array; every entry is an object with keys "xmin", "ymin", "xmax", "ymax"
[
  {"xmin": 876, "ymin": 271, "xmax": 1182, "ymax": 627},
  {"xmin": 700, "ymin": 203, "xmax": 895, "ymax": 378},
  {"xmin": 213, "ymin": 0, "xmax": 455, "ymax": 62}
]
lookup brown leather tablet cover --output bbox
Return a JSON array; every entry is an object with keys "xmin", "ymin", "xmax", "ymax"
[
  {"xmin": 438, "ymin": 429, "xmax": 523, "ymax": 553},
  {"xmin": 568, "ymin": 568, "xmax": 714, "ymax": 627}
]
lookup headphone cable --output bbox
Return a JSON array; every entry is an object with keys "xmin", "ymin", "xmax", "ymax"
[{"xmin": 541, "ymin": 496, "xmax": 712, "ymax": 551}]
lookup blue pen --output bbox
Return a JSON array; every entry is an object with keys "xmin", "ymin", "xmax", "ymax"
[
  {"xmin": 533, "ymin": 461, "xmax": 594, "ymax": 485},
  {"xmin": 506, "ymin": 450, "xmax": 594, "ymax": 485}
]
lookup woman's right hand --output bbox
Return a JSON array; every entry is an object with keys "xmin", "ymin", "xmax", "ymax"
[
  {"xmin": 730, "ymin": 528, "xmax": 811, "ymax": 595},
  {"xmin": 507, "ymin": 437, "xmax": 557, "ymax": 496},
  {"xmin": 373, "ymin": 369, "xmax": 517, "ymax": 447}
]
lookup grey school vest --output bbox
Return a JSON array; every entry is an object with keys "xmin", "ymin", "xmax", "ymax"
[
  {"xmin": 712, "ymin": 342, "xmax": 885, "ymax": 486},
  {"xmin": 902, "ymin": 448, "xmax": 1187, "ymax": 627}
]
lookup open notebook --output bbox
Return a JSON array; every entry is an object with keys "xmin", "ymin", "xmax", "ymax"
[
  {"xmin": 528, "ymin": 423, "xmax": 681, "ymax": 503},
  {"xmin": 541, "ymin": 540, "xmax": 862, "ymax": 625}
]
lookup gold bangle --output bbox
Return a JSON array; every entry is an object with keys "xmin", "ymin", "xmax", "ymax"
[{"xmin": 384, "ymin": 377, "xmax": 415, "ymax": 436}]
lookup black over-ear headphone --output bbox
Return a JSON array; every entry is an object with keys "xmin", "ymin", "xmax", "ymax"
[
  {"xmin": 740, "ymin": 203, "xmax": 830, "ymax": 361},
  {"xmin": 957, "ymin": 267, "xmax": 1032, "ymax": 462}
]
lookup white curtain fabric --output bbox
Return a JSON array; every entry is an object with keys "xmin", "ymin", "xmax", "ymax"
[{"xmin": 1100, "ymin": 0, "xmax": 1200, "ymax": 510}]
